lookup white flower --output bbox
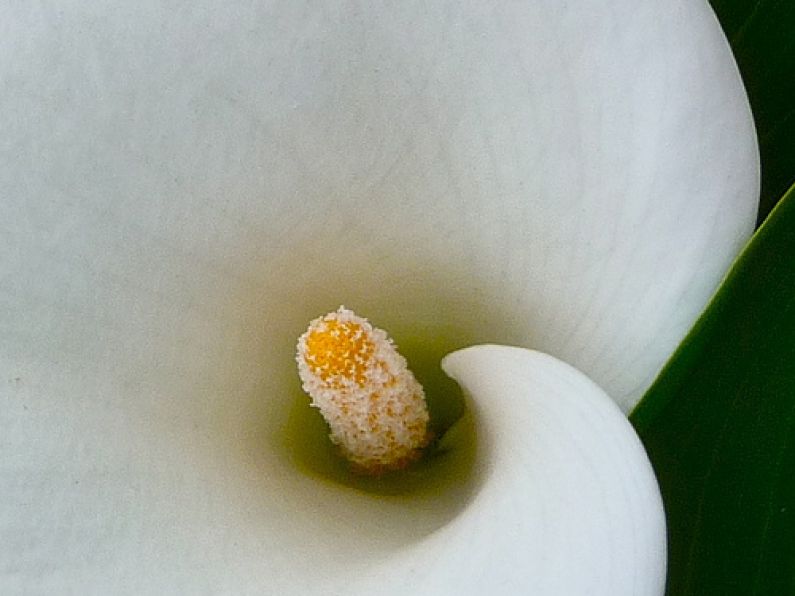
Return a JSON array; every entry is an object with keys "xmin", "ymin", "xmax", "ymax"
[{"xmin": 0, "ymin": 1, "xmax": 757, "ymax": 595}]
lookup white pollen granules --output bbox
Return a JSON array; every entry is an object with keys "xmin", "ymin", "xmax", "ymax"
[{"xmin": 296, "ymin": 306, "xmax": 431, "ymax": 474}]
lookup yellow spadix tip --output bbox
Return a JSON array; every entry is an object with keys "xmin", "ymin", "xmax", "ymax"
[{"xmin": 296, "ymin": 306, "xmax": 430, "ymax": 474}]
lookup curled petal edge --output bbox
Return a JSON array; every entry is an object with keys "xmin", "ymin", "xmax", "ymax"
[{"xmin": 349, "ymin": 344, "xmax": 667, "ymax": 595}]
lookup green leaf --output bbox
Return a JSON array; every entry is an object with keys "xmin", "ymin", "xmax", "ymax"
[
  {"xmin": 709, "ymin": 0, "xmax": 795, "ymax": 223},
  {"xmin": 631, "ymin": 183, "xmax": 795, "ymax": 595}
]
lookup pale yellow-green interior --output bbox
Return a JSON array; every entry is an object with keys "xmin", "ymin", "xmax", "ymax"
[
  {"xmin": 253, "ymin": 252, "xmax": 505, "ymax": 520},
  {"xmin": 223, "ymin": 248, "xmax": 505, "ymax": 550}
]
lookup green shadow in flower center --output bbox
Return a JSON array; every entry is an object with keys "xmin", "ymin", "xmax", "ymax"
[
  {"xmin": 235, "ymin": 256, "xmax": 520, "ymax": 545},
  {"xmin": 282, "ymin": 325, "xmax": 476, "ymax": 497}
]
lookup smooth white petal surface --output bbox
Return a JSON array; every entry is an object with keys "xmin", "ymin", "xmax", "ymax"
[
  {"xmin": 438, "ymin": 345, "xmax": 664, "ymax": 594},
  {"xmin": 339, "ymin": 345, "xmax": 666, "ymax": 595},
  {"xmin": 1, "ymin": 0, "xmax": 748, "ymax": 593}
]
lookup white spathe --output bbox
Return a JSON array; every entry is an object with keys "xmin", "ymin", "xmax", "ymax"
[
  {"xmin": 1, "ymin": 0, "xmax": 754, "ymax": 594},
  {"xmin": 431, "ymin": 346, "xmax": 666, "ymax": 596}
]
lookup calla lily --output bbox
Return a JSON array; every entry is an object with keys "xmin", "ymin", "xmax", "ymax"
[{"xmin": 1, "ymin": 1, "xmax": 758, "ymax": 595}]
